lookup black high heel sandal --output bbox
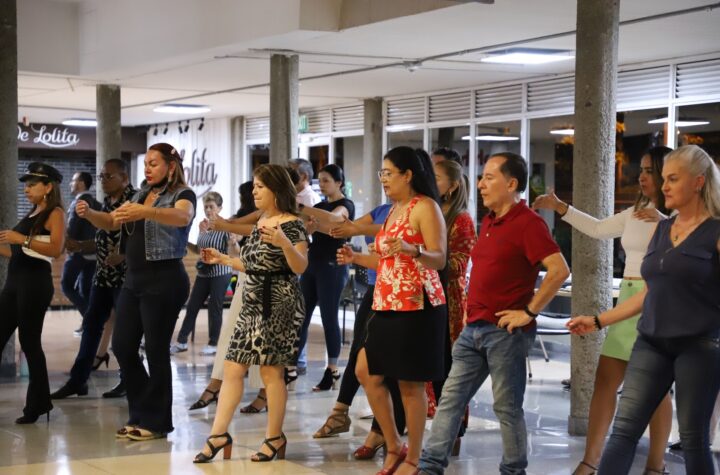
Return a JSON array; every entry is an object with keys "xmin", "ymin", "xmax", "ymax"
[
  {"xmin": 15, "ymin": 406, "xmax": 52, "ymax": 424},
  {"xmin": 285, "ymin": 367, "xmax": 298, "ymax": 391},
  {"xmin": 240, "ymin": 393, "xmax": 267, "ymax": 414},
  {"xmin": 251, "ymin": 433, "xmax": 287, "ymax": 462},
  {"xmin": 193, "ymin": 433, "xmax": 233, "ymax": 463},
  {"xmin": 189, "ymin": 389, "xmax": 219, "ymax": 410},
  {"xmin": 313, "ymin": 367, "xmax": 340, "ymax": 391},
  {"xmin": 92, "ymin": 353, "xmax": 110, "ymax": 371}
]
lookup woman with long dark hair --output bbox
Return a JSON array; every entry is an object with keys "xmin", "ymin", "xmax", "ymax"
[
  {"xmin": 338, "ymin": 146, "xmax": 447, "ymax": 475},
  {"xmin": 296, "ymin": 163, "xmax": 355, "ymax": 391},
  {"xmin": 569, "ymin": 145, "xmax": 720, "ymax": 474},
  {"xmin": 535, "ymin": 146, "xmax": 673, "ymax": 475},
  {"xmin": 193, "ymin": 164, "xmax": 308, "ymax": 463},
  {"xmin": 0, "ymin": 162, "xmax": 65, "ymax": 423},
  {"xmin": 78, "ymin": 143, "xmax": 196, "ymax": 440}
]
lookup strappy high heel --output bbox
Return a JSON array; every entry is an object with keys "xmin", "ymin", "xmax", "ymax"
[
  {"xmin": 193, "ymin": 433, "xmax": 233, "ymax": 463},
  {"xmin": 375, "ymin": 443, "xmax": 408, "ymax": 475},
  {"xmin": 642, "ymin": 466, "xmax": 669, "ymax": 475},
  {"xmin": 189, "ymin": 389, "xmax": 219, "ymax": 411},
  {"xmin": 240, "ymin": 393, "xmax": 267, "ymax": 414},
  {"xmin": 401, "ymin": 460, "xmax": 420, "ymax": 475},
  {"xmin": 313, "ymin": 408, "xmax": 351, "ymax": 438},
  {"xmin": 251, "ymin": 433, "xmax": 287, "ymax": 462},
  {"xmin": 572, "ymin": 460, "xmax": 598, "ymax": 475},
  {"xmin": 285, "ymin": 367, "xmax": 298, "ymax": 391},
  {"xmin": 92, "ymin": 353, "xmax": 110, "ymax": 370}
]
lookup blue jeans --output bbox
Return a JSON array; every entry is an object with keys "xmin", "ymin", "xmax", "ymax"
[
  {"xmin": 598, "ymin": 332, "xmax": 720, "ymax": 475},
  {"xmin": 61, "ymin": 254, "xmax": 96, "ymax": 315},
  {"xmin": 419, "ymin": 321, "xmax": 535, "ymax": 475},
  {"xmin": 298, "ymin": 261, "xmax": 349, "ymax": 366},
  {"xmin": 68, "ymin": 286, "xmax": 120, "ymax": 387}
]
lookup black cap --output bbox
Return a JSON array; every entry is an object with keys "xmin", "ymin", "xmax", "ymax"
[{"xmin": 19, "ymin": 162, "xmax": 63, "ymax": 183}]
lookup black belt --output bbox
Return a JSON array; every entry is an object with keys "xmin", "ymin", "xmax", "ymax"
[{"xmin": 245, "ymin": 269, "xmax": 295, "ymax": 320}]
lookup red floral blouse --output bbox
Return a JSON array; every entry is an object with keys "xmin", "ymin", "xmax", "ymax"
[
  {"xmin": 446, "ymin": 211, "xmax": 477, "ymax": 342},
  {"xmin": 372, "ymin": 195, "xmax": 446, "ymax": 312}
]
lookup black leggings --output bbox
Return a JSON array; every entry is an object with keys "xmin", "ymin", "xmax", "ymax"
[
  {"xmin": 0, "ymin": 271, "xmax": 53, "ymax": 416},
  {"xmin": 113, "ymin": 269, "xmax": 189, "ymax": 433},
  {"xmin": 336, "ymin": 286, "xmax": 406, "ymax": 435}
]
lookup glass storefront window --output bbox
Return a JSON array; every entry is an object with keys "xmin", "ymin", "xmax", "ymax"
[
  {"xmin": 430, "ymin": 126, "xmax": 470, "ymax": 170},
  {"xmin": 387, "ymin": 128, "xmax": 424, "ymax": 151},
  {"xmin": 476, "ymin": 121, "xmax": 521, "ymax": 224},
  {"xmin": 249, "ymin": 144, "xmax": 269, "ymax": 172},
  {"xmin": 676, "ymin": 102, "xmax": 720, "ymax": 160},
  {"xmin": 334, "ymin": 135, "xmax": 374, "ymax": 217}
]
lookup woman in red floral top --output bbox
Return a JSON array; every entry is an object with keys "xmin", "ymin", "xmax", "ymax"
[
  {"xmin": 337, "ymin": 146, "xmax": 447, "ymax": 475},
  {"xmin": 426, "ymin": 159, "xmax": 477, "ymax": 445}
]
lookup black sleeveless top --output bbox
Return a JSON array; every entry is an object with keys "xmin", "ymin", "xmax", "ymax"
[
  {"xmin": 9, "ymin": 213, "xmax": 53, "ymax": 274},
  {"xmin": 639, "ymin": 217, "xmax": 720, "ymax": 338}
]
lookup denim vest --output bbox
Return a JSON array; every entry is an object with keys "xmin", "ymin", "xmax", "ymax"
[{"xmin": 130, "ymin": 183, "xmax": 195, "ymax": 261}]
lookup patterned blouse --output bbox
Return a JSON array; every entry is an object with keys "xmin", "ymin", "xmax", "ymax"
[
  {"xmin": 372, "ymin": 195, "xmax": 446, "ymax": 312},
  {"xmin": 446, "ymin": 211, "xmax": 477, "ymax": 342}
]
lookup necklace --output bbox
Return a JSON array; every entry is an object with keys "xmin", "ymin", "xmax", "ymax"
[{"xmin": 671, "ymin": 216, "xmax": 706, "ymax": 242}]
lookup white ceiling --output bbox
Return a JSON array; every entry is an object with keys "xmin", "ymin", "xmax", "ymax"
[{"xmin": 16, "ymin": 0, "xmax": 720, "ymax": 126}]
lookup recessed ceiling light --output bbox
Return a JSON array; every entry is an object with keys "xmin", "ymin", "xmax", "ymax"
[
  {"xmin": 481, "ymin": 48, "xmax": 574, "ymax": 65},
  {"xmin": 463, "ymin": 135, "xmax": 519, "ymax": 141},
  {"xmin": 62, "ymin": 118, "xmax": 97, "ymax": 127},
  {"xmin": 648, "ymin": 117, "xmax": 710, "ymax": 127},
  {"xmin": 550, "ymin": 128, "xmax": 575, "ymax": 136},
  {"xmin": 153, "ymin": 104, "xmax": 211, "ymax": 114}
]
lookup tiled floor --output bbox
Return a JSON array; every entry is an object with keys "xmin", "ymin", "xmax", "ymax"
[{"xmin": 0, "ymin": 309, "xmax": 711, "ymax": 474}]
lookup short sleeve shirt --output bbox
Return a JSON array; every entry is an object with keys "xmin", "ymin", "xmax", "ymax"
[{"xmin": 467, "ymin": 200, "xmax": 560, "ymax": 326}]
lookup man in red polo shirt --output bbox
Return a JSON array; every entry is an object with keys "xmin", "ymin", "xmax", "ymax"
[{"xmin": 419, "ymin": 152, "xmax": 569, "ymax": 475}]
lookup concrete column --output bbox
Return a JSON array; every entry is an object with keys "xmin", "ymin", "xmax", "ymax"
[
  {"xmin": 363, "ymin": 98, "xmax": 383, "ymax": 205},
  {"xmin": 0, "ymin": 0, "xmax": 18, "ymax": 377},
  {"xmin": 96, "ymin": 84, "xmax": 121, "ymax": 201},
  {"xmin": 568, "ymin": 0, "xmax": 620, "ymax": 436},
  {"xmin": 269, "ymin": 54, "xmax": 298, "ymax": 165}
]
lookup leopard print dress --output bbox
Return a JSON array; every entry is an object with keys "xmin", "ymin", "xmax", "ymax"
[{"xmin": 225, "ymin": 219, "xmax": 307, "ymax": 366}]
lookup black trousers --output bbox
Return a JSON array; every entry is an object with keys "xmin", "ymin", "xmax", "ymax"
[
  {"xmin": 176, "ymin": 274, "xmax": 231, "ymax": 346},
  {"xmin": 335, "ymin": 286, "xmax": 406, "ymax": 435},
  {"xmin": 68, "ymin": 286, "xmax": 120, "ymax": 387},
  {"xmin": 0, "ymin": 270, "xmax": 54, "ymax": 416},
  {"xmin": 113, "ymin": 269, "xmax": 189, "ymax": 433}
]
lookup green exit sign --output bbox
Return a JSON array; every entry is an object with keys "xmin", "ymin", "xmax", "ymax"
[{"xmin": 298, "ymin": 114, "xmax": 309, "ymax": 133}]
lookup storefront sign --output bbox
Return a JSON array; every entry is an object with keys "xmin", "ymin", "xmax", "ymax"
[
  {"xmin": 17, "ymin": 124, "xmax": 88, "ymax": 149},
  {"xmin": 182, "ymin": 148, "xmax": 218, "ymax": 197}
]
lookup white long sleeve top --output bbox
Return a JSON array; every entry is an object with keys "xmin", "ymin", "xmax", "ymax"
[{"xmin": 562, "ymin": 205, "xmax": 659, "ymax": 278}]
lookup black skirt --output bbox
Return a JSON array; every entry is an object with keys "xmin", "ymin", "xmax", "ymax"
[{"xmin": 364, "ymin": 294, "xmax": 448, "ymax": 382}]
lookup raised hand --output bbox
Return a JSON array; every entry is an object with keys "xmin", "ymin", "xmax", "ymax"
[
  {"xmin": 207, "ymin": 215, "xmax": 227, "ymax": 231},
  {"xmin": 76, "ymin": 200, "xmax": 91, "ymax": 218},
  {"xmin": 260, "ymin": 224, "xmax": 291, "ymax": 249},
  {"xmin": 532, "ymin": 188, "xmax": 564, "ymax": 213},
  {"xmin": 337, "ymin": 244, "xmax": 355, "ymax": 265},
  {"xmin": 384, "ymin": 236, "xmax": 416, "ymax": 257},
  {"xmin": 329, "ymin": 217, "xmax": 357, "ymax": 238},
  {"xmin": 112, "ymin": 202, "xmax": 148, "ymax": 224},
  {"xmin": 0, "ymin": 230, "xmax": 24, "ymax": 245},
  {"xmin": 633, "ymin": 207, "xmax": 666, "ymax": 223},
  {"xmin": 199, "ymin": 218, "xmax": 210, "ymax": 233},
  {"xmin": 201, "ymin": 247, "xmax": 225, "ymax": 265}
]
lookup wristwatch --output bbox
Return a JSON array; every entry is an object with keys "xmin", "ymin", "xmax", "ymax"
[
  {"xmin": 23, "ymin": 234, "xmax": 33, "ymax": 248},
  {"xmin": 414, "ymin": 244, "xmax": 424, "ymax": 258}
]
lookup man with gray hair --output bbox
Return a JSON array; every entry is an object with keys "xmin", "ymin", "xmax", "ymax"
[{"xmin": 289, "ymin": 158, "xmax": 321, "ymax": 209}]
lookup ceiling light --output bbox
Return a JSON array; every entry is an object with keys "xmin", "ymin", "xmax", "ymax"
[
  {"xmin": 153, "ymin": 103, "xmax": 211, "ymax": 114},
  {"xmin": 462, "ymin": 135, "xmax": 519, "ymax": 141},
  {"xmin": 62, "ymin": 118, "xmax": 97, "ymax": 127},
  {"xmin": 481, "ymin": 48, "xmax": 574, "ymax": 65},
  {"xmin": 162, "ymin": 123, "xmax": 168, "ymax": 134},
  {"xmin": 648, "ymin": 117, "xmax": 710, "ymax": 127},
  {"xmin": 550, "ymin": 128, "xmax": 575, "ymax": 136},
  {"xmin": 178, "ymin": 122, "xmax": 183, "ymax": 134},
  {"xmin": 153, "ymin": 125, "xmax": 158, "ymax": 136},
  {"xmin": 198, "ymin": 118, "xmax": 205, "ymax": 131}
]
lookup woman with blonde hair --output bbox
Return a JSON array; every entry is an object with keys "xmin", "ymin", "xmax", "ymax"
[{"xmin": 569, "ymin": 145, "xmax": 720, "ymax": 475}]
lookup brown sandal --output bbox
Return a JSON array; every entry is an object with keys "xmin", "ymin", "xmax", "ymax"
[{"xmin": 313, "ymin": 409, "xmax": 351, "ymax": 438}]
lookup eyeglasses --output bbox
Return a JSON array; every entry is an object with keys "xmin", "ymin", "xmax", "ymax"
[
  {"xmin": 97, "ymin": 173, "xmax": 117, "ymax": 181},
  {"xmin": 377, "ymin": 170, "xmax": 399, "ymax": 180}
]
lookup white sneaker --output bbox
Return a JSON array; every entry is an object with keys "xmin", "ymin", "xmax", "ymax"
[
  {"xmin": 199, "ymin": 345, "xmax": 217, "ymax": 356},
  {"xmin": 170, "ymin": 343, "xmax": 188, "ymax": 354}
]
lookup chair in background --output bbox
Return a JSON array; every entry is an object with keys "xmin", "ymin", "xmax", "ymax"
[
  {"xmin": 527, "ymin": 312, "xmax": 571, "ymax": 380},
  {"xmin": 340, "ymin": 264, "xmax": 369, "ymax": 345}
]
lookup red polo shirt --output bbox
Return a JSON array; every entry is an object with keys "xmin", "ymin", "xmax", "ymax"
[{"xmin": 467, "ymin": 200, "xmax": 560, "ymax": 326}]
